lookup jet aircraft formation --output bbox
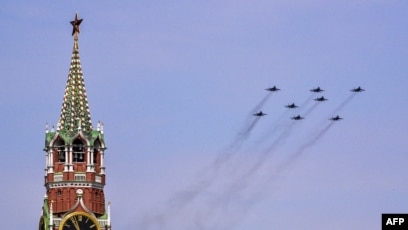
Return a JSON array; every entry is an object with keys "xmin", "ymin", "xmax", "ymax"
[{"xmin": 253, "ymin": 86, "xmax": 364, "ymax": 121}]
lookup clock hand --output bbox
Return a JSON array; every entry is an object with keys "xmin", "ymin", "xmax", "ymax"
[{"xmin": 70, "ymin": 216, "xmax": 80, "ymax": 230}]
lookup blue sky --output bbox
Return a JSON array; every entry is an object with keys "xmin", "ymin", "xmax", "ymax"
[{"xmin": 1, "ymin": 1, "xmax": 408, "ymax": 229}]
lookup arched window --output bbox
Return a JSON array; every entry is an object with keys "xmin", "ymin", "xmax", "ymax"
[
  {"xmin": 58, "ymin": 146, "xmax": 65, "ymax": 162},
  {"xmin": 54, "ymin": 139, "xmax": 65, "ymax": 162},
  {"xmin": 72, "ymin": 139, "xmax": 85, "ymax": 162}
]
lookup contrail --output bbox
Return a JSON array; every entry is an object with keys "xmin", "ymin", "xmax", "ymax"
[
  {"xmin": 330, "ymin": 92, "xmax": 356, "ymax": 116},
  {"xmin": 255, "ymin": 93, "xmax": 315, "ymax": 146},
  {"xmin": 299, "ymin": 93, "xmax": 315, "ymax": 109},
  {"xmin": 189, "ymin": 95, "xmax": 272, "ymax": 206},
  {"xmin": 212, "ymin": 91, "xmax": 277, "ymax": 171},
  {"xmin": 175, "ymin": 93, "xmax": 272, "ymax": 199},
  {"xmin": 166, "ymin": 92, "xmax": 344, "ymax": 228},
  {"xmin": 277, "ymin": 122, "xmax": 335, "ymax": 173},
  {"xmin": 138, "ymin": 93, "xmax": 274, "ymax": 229},
  {"xmin": 303, "ymin": 102, "xmax": 319, "ymax": 117},
  {"xmin": 280, "ymin": 91, "xmax": 356, "ymax": 171},
  {"xmin": 207, "ymin": 122, "xmax": 337, "ymax": 229},
  {"xmin": 254, "ymin": 109, "xmax": 291, "ymax": 147},
  {"xmin": 273, "ymin": 92, "xmax": 358, "ymax": 173},
  {"xmin": 213, "ymin": 116, "xmax": 261, "ymax": 170},
  {"xmin": 172, "ymin": 91, "xmax": 360, "ymax": 229},
  {"xmin": 251, "ymin": 93, "xmax": 272, "ymax": 113},
  {"xmin": 193, "ymin": 120, "xmax": 300, "ymax": 228},
  {"xmin": 233, "ymin": 120, "xmax": 298, "ymax": 186},
  {"xmin": 198, "ymin": 95, "xmax": 322, "ymax": 224},
  {"xmin": 297, "ymin": 92, "xmax": 326, "ymax": 118},
  {"xmin": 139, "ymin": 91, "xmax": 352, "ymax": 229}
]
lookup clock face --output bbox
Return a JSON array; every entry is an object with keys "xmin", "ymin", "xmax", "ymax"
[{"xmin": 59, "ymin": 212, "xmax": 100, "ymax": 230}]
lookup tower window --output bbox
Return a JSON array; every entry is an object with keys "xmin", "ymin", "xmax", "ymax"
[
  {"xmin": 53, "ymin": 139, "xmax": 66, "ymax": 163},
  {"xmin": 58, "ymin": 146, "xmax": 65, "ymax": 162},
  {"xmin": 73, "ymin": 139, "xmax": 85, "ymax": 162}
]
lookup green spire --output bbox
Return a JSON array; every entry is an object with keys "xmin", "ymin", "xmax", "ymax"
[{"xmin": 57, "ymin": 13, "xmax": 92, "ymax": 133}]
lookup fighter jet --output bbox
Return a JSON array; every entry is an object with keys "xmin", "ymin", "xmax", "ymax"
[
  {"xmin": 285, "ymin": 103, "xmax": 298, "ymax": 109},
  {"xmin": 351, "ymin": 87, "xmax": 365, "ymax": 92},
  {"xmin": 330, "ymin": 115, "xmax": 343, "ymax": 121},
  {"xmin": 291, "ymin": 115, "xmax": 304, "ymax": 120},
  {"xmin": 253, "ymin": 111, "xmax": 267, "ymax": 117},
  {"xmin": 310, "ymin": 87, "xmax": 324, "ymax": 93},
  {"xmin": 265, "ymin": 86, "xmax": 280, "ymax": 92},
  {"xmin": 314, "ymin": 96, "xmax": 328, "ymax": 102}
]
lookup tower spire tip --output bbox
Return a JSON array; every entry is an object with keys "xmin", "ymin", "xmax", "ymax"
[{"xmin": 70, "ymin": 12, "xmax": 83, "ymax": 36}]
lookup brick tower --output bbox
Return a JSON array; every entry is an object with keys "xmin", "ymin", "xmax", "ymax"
[{"xmin": 38, "ymin": 13, "xmax": 112, "ymax": 230}]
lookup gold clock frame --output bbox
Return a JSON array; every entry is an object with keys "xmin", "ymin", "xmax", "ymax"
[{"xmin": 59, "ymin": 211, "xmax": 101, "ymax": 230}]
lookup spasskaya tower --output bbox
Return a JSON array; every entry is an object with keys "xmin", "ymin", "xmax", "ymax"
[{"xmin": 38, "ymin": 13, "xmax": 112, "ymax": 230}]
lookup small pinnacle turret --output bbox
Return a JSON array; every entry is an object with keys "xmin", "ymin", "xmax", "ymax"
[{"xmin": 58, "ymin": 13, "xmax": 92, "ymax": 133}]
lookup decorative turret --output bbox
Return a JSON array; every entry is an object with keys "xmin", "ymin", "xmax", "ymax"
[{"xmin": 39, "ymin": 13, "xmax": 111, "ymax": 230}]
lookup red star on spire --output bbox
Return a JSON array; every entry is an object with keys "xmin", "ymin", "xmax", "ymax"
[{"xmin": 70, "ymin": 12, "xmax": 83, "ymax": 36}]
